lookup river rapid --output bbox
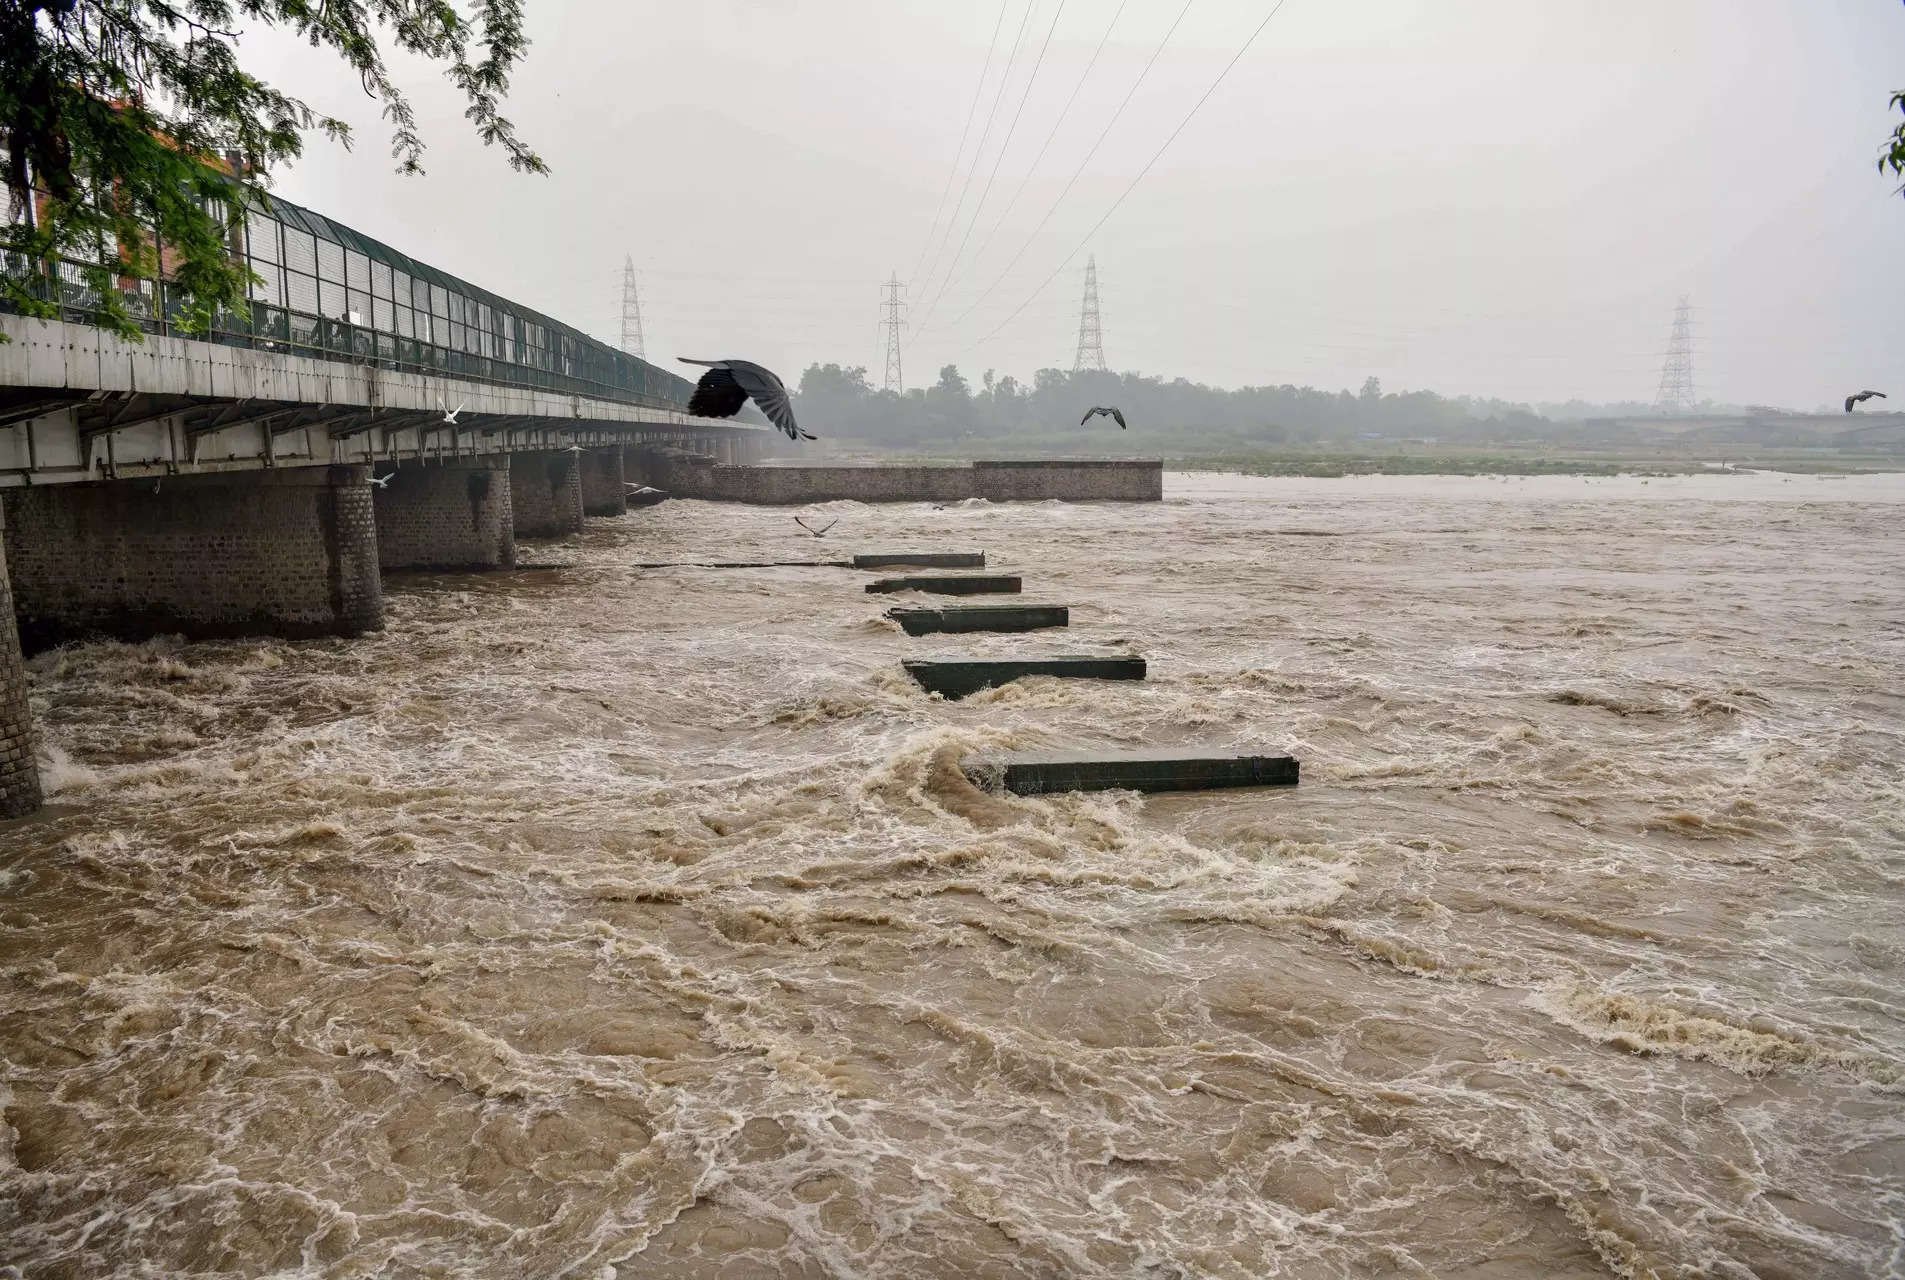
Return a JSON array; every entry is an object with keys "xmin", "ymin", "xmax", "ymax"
[{"xmin": 2, "ymin": 471, "xmax": 1902, "ymax": 1279}]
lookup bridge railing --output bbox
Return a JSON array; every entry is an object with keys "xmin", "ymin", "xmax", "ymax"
[{"xmin": 2, "ymin": 193, "xmax": 696, "ymax": 415}]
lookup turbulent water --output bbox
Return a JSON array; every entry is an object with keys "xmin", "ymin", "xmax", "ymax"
[{"xmin": 2, "ymin": 471, "xmax": 1903, "ymax": 1279}]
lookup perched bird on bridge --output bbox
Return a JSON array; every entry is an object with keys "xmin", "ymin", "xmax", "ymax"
[
  {"xmin": 1844, "ymin": 390, "xmax": 1888, "ymax": 413},
  {"xmin": 1080, "ymin": 405, "xmax": 1128, "ymax": 429},
  {"xmin": 793, "ymin": 516, "xmax": 836, "ymax": 538},
  {"xmin": 679, "ymin": 358, "xmax": 815, "ymax": 441}
]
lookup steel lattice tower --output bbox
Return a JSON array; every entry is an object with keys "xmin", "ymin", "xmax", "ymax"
[
  {"xmin": 1072, "ymin": 254, "xmax": 1107, "ymax": 373},
  {"xmin": 620, "ymin": 255, "xmax": 646, "ymax": 359},
  {"xmin": 1652, "ymin": 295, "xmax": 1695, "ymax": 414},
  {"xmin": 880, "ymin": 273, "xmax": 907, "ymax": 393}
]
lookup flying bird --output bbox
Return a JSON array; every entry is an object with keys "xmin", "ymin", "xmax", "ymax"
[
  {"xmin": 1844, "ymin": 390, "xmax": 1887, "ymax": 413},
  {"xmin": 439, "ymin": 398, "xmax": 464, "ymax": 425},
  {"xmin": 1081, "ymin": 405, "xmax": 1127, "ymax": 429},
  {"xmin": 679, "ymin": 358, "xmax": 815, "ymax": 441},
  {"xmin": 368, "ymin": 472, "xmax": 395, "ymax": 489},
  {"xmin": 793, "ymin": 516, "xmax": 836, "ymax": 538}
]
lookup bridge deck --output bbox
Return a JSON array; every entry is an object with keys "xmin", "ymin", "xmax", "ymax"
[{"xmin": 0, "ymin": 316, "xmax": 763, "ymax": 485}]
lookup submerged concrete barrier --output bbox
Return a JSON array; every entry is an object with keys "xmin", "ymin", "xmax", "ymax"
[
  {"xmin": 903, "ymin": 654, "xmax": 1145, "ymax": 699},
  {"xmin": 853, "ymin": 552, "xmax": 986, "ymax": 569},
  {"xmin": 887, "ymin": 604, "xmax": 1069, "ymax": 636},
  {"xmin": 865, "ymin": 575, "xmax": 1021, "ymax": 596},
  {"xmin": 965, "ymin": 749, "xmax": 1300, "ymax": 795}
]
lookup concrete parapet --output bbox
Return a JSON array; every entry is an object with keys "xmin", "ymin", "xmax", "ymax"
[
  {"xmin": 579, "ymin": 447, "xmax": 627, "ymax": 517},
  {"xmin": 509, "ymin": 449, "xmax": 585, "ymax": 539},
  {"xmin": 373, "ymin": 457, "xmax": 515, "ymax": 571},
  {"xmin": 0, "ymin": 526, "xmax": 40, "ymax": 819},
  {"xmin": 2, "ymin": 465, "xmax": 382, "ymax": 652}
]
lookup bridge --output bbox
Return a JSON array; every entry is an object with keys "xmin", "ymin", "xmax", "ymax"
[{"xmin": 0, "ymin": 191, "xmax": 770, "ymax": 819}]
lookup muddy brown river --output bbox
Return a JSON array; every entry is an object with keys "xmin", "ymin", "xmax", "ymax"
[{"xmin": 2, "ymin": 471, "xmax": 1902, "ymax": 1279}]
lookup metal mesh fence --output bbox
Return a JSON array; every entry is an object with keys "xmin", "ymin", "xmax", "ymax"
[{"xmin": 2, "ymin": 189, "xmax": 695, "ymax": 413}]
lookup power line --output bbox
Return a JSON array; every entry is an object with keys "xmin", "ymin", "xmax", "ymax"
[
  {"xmin": 906, "ymin": 0, "xmax": 1014, "ymax": 290},
  {"xmin": 929, "ymin": 0, "xmax": 1199, "ymax": 340},
  {"xmin": 914, "ymin": 0, "xmax": 1042, "ymax": 309},
  {"xmin": 975, "ymin": 0, "xmax": 1294, "ymax": 349},
  {"xmin": 910, "ymin": 0, "xmax": 1069, "ymax": 333},
  {"xmin": 961, "ymin": 0, "xmax": 1131, "ymax": 296}
]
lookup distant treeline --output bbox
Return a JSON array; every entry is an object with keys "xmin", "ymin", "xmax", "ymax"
[{"xmin": 791, "ymin": 363, "xmax": 1673, "ymax": 454}]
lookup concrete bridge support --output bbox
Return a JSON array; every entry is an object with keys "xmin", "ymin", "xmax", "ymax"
[
  {"xmin": 374, "ymin": 457, "xmax": 516, "ymax": 571},
  {"xmin": 0, "ymin": 534, "xmax": 40, "ymax": 819},
  {"xmin": 731, "ymin": 433, "xmax": 761, "ymax": 466},
  {"xmin": 578, "ymin": 447, "xmax": 627, "ymax": 517},
  {"xmin": 509, "ymin": 450, "xmax": 585, "ymax": 540},
  {"xmin": 0, "ymin": 466, "xmax": 383, "ymax": 652}
]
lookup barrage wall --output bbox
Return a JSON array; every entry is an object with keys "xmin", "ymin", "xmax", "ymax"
[{"xmin": 639, "ymin": 456, "xmax": 1162, "ymax": 505}]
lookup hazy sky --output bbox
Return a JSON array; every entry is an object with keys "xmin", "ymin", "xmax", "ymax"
[{"xmin": 243, "ymin": 1, "xmax": 1903, "ymax": 409}]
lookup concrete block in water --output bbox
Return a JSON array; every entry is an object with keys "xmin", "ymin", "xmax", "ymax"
[
  {"xmin": 887, "ymin": 604, "xmax": 1069, "ymax": 636},
  {"xmin": 902, "ymin": 654, "xmax": 1144, "ymax": 699},
  {"xmin": 865, "ymin": 575, "xmax": 1021, "ymax": 596},
  {"xmin": 965, "ymin": 749, "xmax": 1299, "ymax": 795},
  {"xmin": 853, "ymin": 551, "xmax": 986, "ymax": 569}
]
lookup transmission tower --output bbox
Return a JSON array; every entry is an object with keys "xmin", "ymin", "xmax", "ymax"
[
  {"xmin": 880, "ymin": 273, "xmax": 906, "ymax": 392},
  {"xmin": 1652, "ymin": 295, "xmax": 1695, "ymax": 414},
  {"xmin": 619, "ymin": 255, "xmax": 646, "ymax": 359},
  {"xmin": 1072, "ymin": 254, "xmax": 1107, "ymax": 373}
]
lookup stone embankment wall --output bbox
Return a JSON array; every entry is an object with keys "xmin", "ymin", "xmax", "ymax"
[
  {"xmin": 1, "ymin": 466, "xmax": 382, "ymax": 652},
  {"xmin": 638, "ymin": 455, "xmax": 1162, "ymax": 504}
]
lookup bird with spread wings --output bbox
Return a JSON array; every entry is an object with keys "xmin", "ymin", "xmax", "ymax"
[
  {"xmin": 680, "ymin": 358, "xmax": 815, "ymax": 440},
  {"xmin": 1844, "ymin": 390, "xmax": 1888, "ymax": 413}
]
